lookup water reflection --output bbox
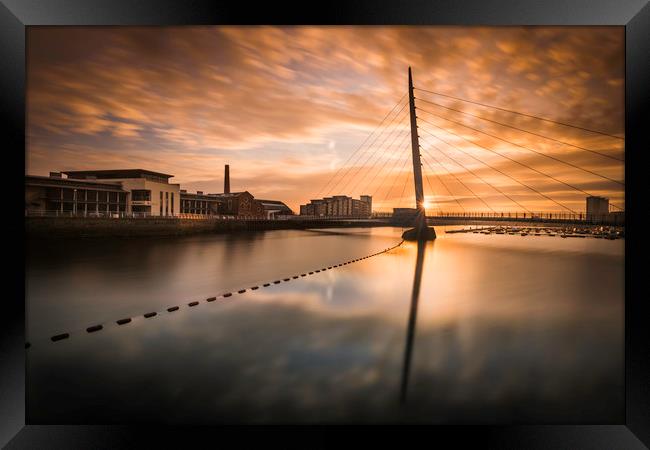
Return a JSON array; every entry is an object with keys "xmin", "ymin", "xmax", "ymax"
[
  {"xmin": 26, "ymin": 226, "xmax": 624, "ymax": 423},
  {"xmin": 400, "ymin": 239, "xmax": 427, "ymax": 404}
]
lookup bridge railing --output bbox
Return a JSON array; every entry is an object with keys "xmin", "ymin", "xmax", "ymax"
[
  {"xmin": 421, "ymin": 211, "xmax": 623, "ymax": 225},
  {"xmin": 25, "ymin": 209, "xmax": 624, "ymax": 225}
]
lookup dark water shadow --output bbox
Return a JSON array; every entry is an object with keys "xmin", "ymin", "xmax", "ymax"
[{"xmin": 400, "ymin": 239, "xmax": 428, "ymax": 405}]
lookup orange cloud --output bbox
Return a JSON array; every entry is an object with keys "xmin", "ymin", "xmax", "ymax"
[{"xmin": 26, "ymin": 26, "xmax": 624, "ymax": 213}]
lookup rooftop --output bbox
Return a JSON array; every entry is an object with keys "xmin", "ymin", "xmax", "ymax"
[
  {"xmin": 211, "ymin": 192, "xmax": 248, "ymax": 197},
  {"xmin": 61, "ymin": 169, "xmax": 174, "ymax": 180},
  {"xmin": 25, "ymin": 175, "xmax": 126, "ymax": 191},
  {"xmin": 257, "ymin": 199, "xmax": 289, "ymax": 205}
]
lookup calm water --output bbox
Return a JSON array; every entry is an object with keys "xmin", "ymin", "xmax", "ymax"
[{"xmin": 26, "ymin": 226, "xmax": 624, "ymax": 423}]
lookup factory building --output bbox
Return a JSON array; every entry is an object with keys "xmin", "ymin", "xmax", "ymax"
[
  {"xmin": 299, "ymin": 195, "xmax": 372, "ymax": 218},
  {"xmin": 179, "ymin": 165, "xmax": 278, "ymax": 218}
]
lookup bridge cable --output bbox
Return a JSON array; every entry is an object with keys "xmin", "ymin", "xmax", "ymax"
[
  {"xmin": 421, "ymin": 164, "xmax": 442, "ymax": 214},
  {"xmin": 354, "ymin": 130, "xmax": 412, "ymax": 198},
  {"xmin": 324, "ymin": 99, "xmax": 407, "ymax": 198},
  {"xmin": 419, "ymin": 141, "xmax": 502, "ymax": 213},
  {"xmin": 415, "ymin": 96, "xmax": 623, "ymax": 162},
  {"xmin": 369, "ymin": 138, "xmax": 411, "ymax": 200},
  {"xmin": 396, "ymin": 166, "xmax": 413, "ymax": 210},
  {"xmin": 419, "ymin": 153, "xmax": 466, "ymax": 213},
  {"xmin": 416, "ymin": 110, "xmax": 624, "ymax": 211},
  {"xmin": 340, "ymin": 110, "xmax": 409, "ymax": 195},
  {"xmin": 318, "ymin": 93, "xmax": 408, "ymax": 198},
  {"xmin": 418, "ymin": 127, "xmax": 575, "ymax": 214},
  {"xmin": 379, "ymin": 150, "xmax": 413, "ymax": 211},
  {"xmin": 413, "ymin": 86, "xmax": 625, "ymax": 141},
  {"xmin": 416, "ymin": 106, "xmax": 624, "ymax": 188}
]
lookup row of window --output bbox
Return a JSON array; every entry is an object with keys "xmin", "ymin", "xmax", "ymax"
[
  {"xmin": 50, "ymin": 202, "xmax": 125, "ymax": 213},
  {"xmin": 44, "ymin": 187, "xmax": 184, "ymax": 215},
  {"xmin": 47, "ymin": 188, "xmax": 126, "ymax": 203}
]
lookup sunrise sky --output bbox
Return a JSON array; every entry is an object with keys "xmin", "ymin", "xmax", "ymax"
[{"xmin": 26, "ymin": 26, "xmax": 624, "ymax": 213}]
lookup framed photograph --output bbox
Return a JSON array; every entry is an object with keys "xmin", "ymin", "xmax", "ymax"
[{"xmin": 4, "ymin": 0, "xmax": 649, "ymax": 447}]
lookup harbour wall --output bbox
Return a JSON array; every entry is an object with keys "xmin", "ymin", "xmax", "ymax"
[{"xmin": 25, "ymin": 217, "xmax": 391, "ymax": 238}]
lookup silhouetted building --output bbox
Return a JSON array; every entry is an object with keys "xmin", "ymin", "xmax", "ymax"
[
  {"xmin": 300, "ymin": 195, "xmax": 372, "ymax": 217},
  {"xmin": 586, "ymin": 196, "xmax": 609, "ymax": 217},
  {"xmin": 391, "ymin": 207, "xmax": 418, "ymax": 225}
]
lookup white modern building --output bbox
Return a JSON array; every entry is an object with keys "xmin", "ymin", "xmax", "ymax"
[{"xmin": 61, "ymin": 169, "xmax": 181, "ymax": 216}]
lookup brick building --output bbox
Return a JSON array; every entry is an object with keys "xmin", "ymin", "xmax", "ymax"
[{"xmin": 299, "ymin": 195, "xmax": 372, "ymax": 218}]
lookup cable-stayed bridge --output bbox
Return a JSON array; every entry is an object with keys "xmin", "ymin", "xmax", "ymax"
[{"xmin": 307, "ymin": 67, "xmax": 625, "ymax": 237}]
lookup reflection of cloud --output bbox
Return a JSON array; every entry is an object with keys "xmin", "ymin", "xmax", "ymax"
[
  {"xmin": 27, "ymin": 26, "xmax": 624, "ymax": 212},
  {"xmin": 28, "ymin": 295, "xmax": 623, "ymax": 424},
  {"xmin": 27, "ymin": 233, "xmax": 623, "ymax": 423}
]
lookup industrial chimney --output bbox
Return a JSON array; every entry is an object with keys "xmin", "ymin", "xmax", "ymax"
[{"xmin": 224, "ymin": 164, "xmax": 230, "ymax": 194}]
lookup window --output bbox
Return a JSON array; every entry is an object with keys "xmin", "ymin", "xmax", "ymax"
[
  {"xmin": 170, "ymin": 193, "xmax": 174, "ymax": 215},
  {"xmin": 160, "ymin": 191, "xmax": 163, "ymax": 216},
  {"xmin": 131, "ymin": 190, "xmax": 151, "ymax": 202},
  {"xmin": 165, "ymin": 192, "xmax": 169, "ymax": 216}
]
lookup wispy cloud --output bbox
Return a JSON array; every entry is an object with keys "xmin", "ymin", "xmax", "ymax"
[{"xmin": 27, "ymin": 26, "xmax": 624, "ymax": 212}]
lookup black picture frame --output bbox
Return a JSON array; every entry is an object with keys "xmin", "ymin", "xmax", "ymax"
[{"xmin": 3, "ymin": 0, "xmax": 649, "ymax": 447}]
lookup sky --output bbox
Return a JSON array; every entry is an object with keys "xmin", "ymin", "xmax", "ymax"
[{"xmin": 26, "ymin": 26, "xmax": 624, "ymax": 213}]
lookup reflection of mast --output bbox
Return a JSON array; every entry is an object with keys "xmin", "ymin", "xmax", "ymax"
[
  {"xmin": 400, "ymin": 239, "xmax": 427, "ymax": 404},
  {"xmin": 403, "ymin": 67, "xmax": 436, "ymax": 241}
]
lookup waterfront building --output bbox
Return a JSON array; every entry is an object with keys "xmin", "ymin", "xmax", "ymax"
[
  {"xmin": 299, "ymin": 195, "xmax": 372, "ymax": 218},
  {"xmin": 179, "ymin": 190, "xmax": 264, "ymax": 217},
  {"xmin": 207, "ymin": 164, "xmax": 265, "ymax": 217},
  {"xmin": 25, "ymin": 173, "xmax": 128, "ymax": 216},
  {"xmin": 179, "ymin": 190, "xmax": 220, "ymax": 215},
  {"xmin": 257, "ymin": 199, "xmax": 294, "ymax": 219},
  {"xmin": 25, "ymin": 169, "xmax": 181, "ymax": 217},
  {"xmin": 391, "ymin": 207, "xmax": 418, "ymax": 225},
  {"xmin": 179, "ymin": 165, "xmax": 276, "ymax": 218},
  {"xmin": 26, "ymin": 164, "xmax": 292, "ymax": 219},
  {"xmin": 586, "ymin": 196, "xmax": 609, "ymax": 217},
  {"xmin": 61, "ymin": 169, "xmax": 180, "ymax": 216},
  {"xmin": 213, "ymin": 191, "xmax": 264, "ymax": 217}
]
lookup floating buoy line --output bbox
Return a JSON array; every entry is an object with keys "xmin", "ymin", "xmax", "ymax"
[{"xmin": 27, "ymin": 240, "xmax": 405, "ymax": 349}]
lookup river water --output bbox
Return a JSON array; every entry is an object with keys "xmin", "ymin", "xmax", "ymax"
[{"xmin": 26, "ymin": 226, "xmax": 624, "ymax": 423}]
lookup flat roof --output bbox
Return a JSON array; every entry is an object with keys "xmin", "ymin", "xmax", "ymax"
[
  {"xmin": 211, "ymin": 192, "xmax": 248, "ymax": 197},
  {"xmin": 180, "ymin": 192, "xmax": 221, "ymax": 200},
  {"xmin": 61, "ymin": 169, "xmax": 174, "ymax": 179},
  {"xmin": 25, "ymin": 175, "xmax": 127, "ymax": 191}
]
